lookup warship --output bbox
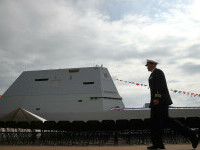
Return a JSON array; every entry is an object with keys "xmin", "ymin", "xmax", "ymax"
[{"xmin": 0, "ymin": 66, "xmax": 200, "ymax": 121}]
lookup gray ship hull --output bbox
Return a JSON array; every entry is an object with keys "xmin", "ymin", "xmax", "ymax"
[{"xmin": 31, "ymin": 108, "xmax": 200, "ymax": 121}]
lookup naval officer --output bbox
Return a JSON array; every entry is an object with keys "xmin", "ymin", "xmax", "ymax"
[{"xmin": 145, "ymin": 59, "xmax": 198, "ymax": 149}]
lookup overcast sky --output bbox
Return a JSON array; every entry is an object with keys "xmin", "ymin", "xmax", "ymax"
[{"xmin": 0, "ymin": 0, "xmax": 200, "ymax": 107}]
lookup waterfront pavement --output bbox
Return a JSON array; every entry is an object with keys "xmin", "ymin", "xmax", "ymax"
[{"xmin": 0, "ymin": 144, "xmax": 198, "ymax": 150}]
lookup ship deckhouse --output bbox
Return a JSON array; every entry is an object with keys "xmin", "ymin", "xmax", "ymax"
[{"xmin": 0, "ymin": 67, "xmax": 125, "ymax": 120}]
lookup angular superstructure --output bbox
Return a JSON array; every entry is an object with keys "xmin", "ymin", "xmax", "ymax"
[{"xmin": 0, "ymin": 67, "xmax": 125, "ymax": 120}]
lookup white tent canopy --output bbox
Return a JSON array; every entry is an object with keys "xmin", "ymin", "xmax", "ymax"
[{"xmin": 0, "ymin": 108, "xmax": 46, "ymax": 122}]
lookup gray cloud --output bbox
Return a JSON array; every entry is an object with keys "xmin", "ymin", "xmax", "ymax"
[
  {"xmin": 180, "ymin": 63, "xmax": 200, "ymax": 74},
  {"xmin": 187, "ymin": 44, "xmax": 200, "ymax": 58}
]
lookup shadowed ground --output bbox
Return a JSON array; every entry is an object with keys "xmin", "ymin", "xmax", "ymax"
[{"xmin": 0, "ymin": 144, "xmax": 196, "ymax": 150}]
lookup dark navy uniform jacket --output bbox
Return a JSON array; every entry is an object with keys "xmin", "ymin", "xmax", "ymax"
[{"xmin": 148, "ymin": 68, "xmax": 173, "ymax": 108}]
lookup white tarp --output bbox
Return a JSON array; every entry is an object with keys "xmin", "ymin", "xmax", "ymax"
[{"xmin": 0, "ymin": 108, "xmax": 46, "ymax": 122}]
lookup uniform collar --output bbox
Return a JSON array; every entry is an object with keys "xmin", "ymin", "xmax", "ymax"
[{"xmin": 151, "ymin": 68, "xmax": 156, "ymax": 73}]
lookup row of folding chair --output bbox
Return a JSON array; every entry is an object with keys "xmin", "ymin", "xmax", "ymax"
[
  {"xmin": 1, "ymin": 117, "xmax": 199, "ymax": 131},
  {"xmin": 0, "ymin": 117, "xmax": 199, "ymax": 145}
]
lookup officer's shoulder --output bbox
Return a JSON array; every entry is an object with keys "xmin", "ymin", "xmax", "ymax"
[{"xmin": 155, "ymin": 68, "xmax": 164, "ymax": 74}]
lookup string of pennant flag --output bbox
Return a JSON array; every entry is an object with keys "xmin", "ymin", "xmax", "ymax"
[{"xmin": 115, "ymin": 78, "xmax": 200, "ymax": 97}]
